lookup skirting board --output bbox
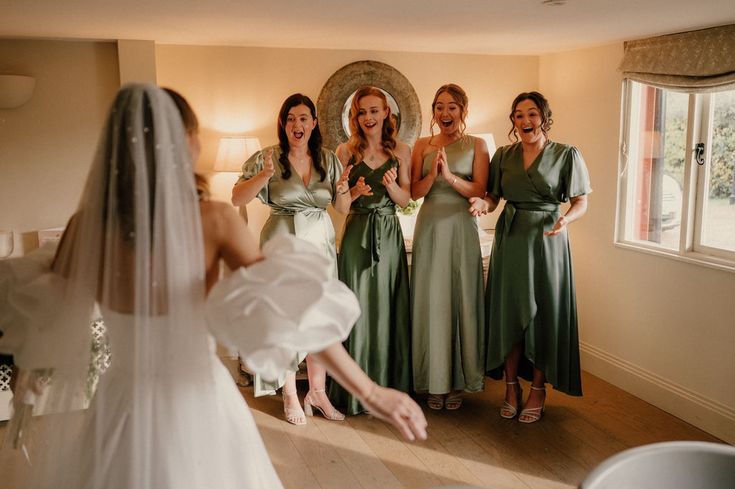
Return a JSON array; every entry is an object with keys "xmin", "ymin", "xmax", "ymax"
[{"xmin": 580, "ymin": 341, "xmax": 735, "ymax": 444}]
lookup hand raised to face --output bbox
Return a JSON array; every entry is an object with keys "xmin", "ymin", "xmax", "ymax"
[
  {"xmin": 336, "ymin": 164, "xmax": 353, "ymax": 195},
  {"xmin": 261, "ymin": 148, "xmax": 275, "ymax": 179}
]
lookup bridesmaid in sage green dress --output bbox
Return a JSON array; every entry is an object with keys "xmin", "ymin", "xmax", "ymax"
[
  {"xmin": 469, "ymin": 91, "xmax": 591, "ymax": 423},
  {"xmin": 410, "ymin": 84, "xmax": 489, "ymax": 410},
  {"xmin": 232, "ymin": 94, "xmax": 352, "ymax": 425},
  {"xmin": 329, "ymin": 86, "xmax": 412, "ymax": 415}
]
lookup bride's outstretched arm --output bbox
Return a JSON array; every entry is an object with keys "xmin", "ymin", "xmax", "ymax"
[
  {"xmin": 311, "ymin": 343, "xmax": 428, "ymax": 442},
  {"xmin": 205, "ymin": 203, "xmax": 428, "ymax": 442}
]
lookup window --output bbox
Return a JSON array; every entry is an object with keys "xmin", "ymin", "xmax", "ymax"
[{"xmin": 616, "ymin": 80, "xmax": 735, "ymax": 270}]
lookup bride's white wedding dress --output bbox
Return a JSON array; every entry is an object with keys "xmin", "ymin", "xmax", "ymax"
[
  {"xmin": 0, "ymin": 235, "xmax": 359, "ymax": 489},
  {"xmin": 1, "ymin": 84, "xmax": 360, "ymax": 489},
  {"xmin": 64, "ymin": 309, "xmax": 282, "ymax": 488}
]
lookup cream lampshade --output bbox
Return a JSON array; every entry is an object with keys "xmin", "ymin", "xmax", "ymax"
[
  {"xmin": 214, "ymin": 136, "xmax": 261, "ymax": 172},
  {"xmin": 473, "ymin": 133, "xmax": 496, "ymax": 155}
]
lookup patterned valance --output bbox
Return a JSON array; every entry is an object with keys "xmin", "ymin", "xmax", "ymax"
[{"xmin": 620, "ymin": 24, "xmax": 735, "ymax": 92}]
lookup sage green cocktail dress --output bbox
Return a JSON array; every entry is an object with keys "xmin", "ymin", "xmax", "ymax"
[
  {"xmin": 411, "ymin": 136, "xmax": 486, "ymax": 395},
  {"xmin": 238, "ymin": 145, "xmax": 342, "ymax": 396},
  {"xmin": 329, "ymin": 157, "xmax": 411, "ymax": 415},
  {"xmin": 485, "ymin": 141, "xmax": 591, "ymax": 396}
]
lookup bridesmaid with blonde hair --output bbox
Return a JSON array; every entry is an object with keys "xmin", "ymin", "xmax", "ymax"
[
  {"xmin": 410, "ymin": 83, "xmax": 489, "ymax": 410},
  {"xmin": 329, "ymin": 86, "xmax": 413, "ymax": 415}
]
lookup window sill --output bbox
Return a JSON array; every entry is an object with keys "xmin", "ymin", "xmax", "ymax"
[{"xmin": 614, "ymin": 241, "xmax": 735, "ymax": 274}]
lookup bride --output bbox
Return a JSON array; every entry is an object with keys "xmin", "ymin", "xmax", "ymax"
[{"xmin": 0, "ymin": 84, "xmax": 426, "ymax": 488}]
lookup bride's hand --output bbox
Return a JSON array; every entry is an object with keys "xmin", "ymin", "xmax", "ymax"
[{"xmin": 360, "ymin": 384, "xmax": 427, "ymax": 441}]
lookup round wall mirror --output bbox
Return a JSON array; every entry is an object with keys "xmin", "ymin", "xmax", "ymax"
[{"xmin": 317, "ymin": 60, "xmax": 421, "ymax": 150}]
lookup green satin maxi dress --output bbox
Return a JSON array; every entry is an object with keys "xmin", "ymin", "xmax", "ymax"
[
  {"xmin": 329, "ymin": 157, "xmax": 411, "ymax": 415},
  {"xmin": 485, "ymin": 141, "xmax": 591, "ymax": 396},
  {"xmin": 411, "ymin": 136, "xmax": 486, "ymax": 395},
  {"xmin": 237, "ymin": 145, "xmax": 342, "ymax": 396}
]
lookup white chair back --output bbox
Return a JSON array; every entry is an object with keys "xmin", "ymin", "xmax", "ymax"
[{"xmin": 580, "ymin": 441, "xmax": 735, "ymax": 489}]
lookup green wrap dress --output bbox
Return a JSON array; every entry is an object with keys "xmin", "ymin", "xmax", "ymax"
[
  {"xmin": 411, "ymin": 136, "xmax": 486, "ymax": 395},
  {"xmin": 485, "ymin": 141, "xmax": 591, "ymax": 396},
  {"xmin": 237, "ymin": 144, "xmax": 342, "ymax": 396},
  {"xmin": 329, "ymin": 157, "xmax": 411, "ymax": 415}
]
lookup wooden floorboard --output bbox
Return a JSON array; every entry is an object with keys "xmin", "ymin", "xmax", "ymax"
[{"xmin": 0, "ymin": 369, "xmax": 723, "ymax": 489}]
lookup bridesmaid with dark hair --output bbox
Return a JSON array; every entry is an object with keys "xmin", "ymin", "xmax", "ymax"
[
  {"xmin": 329, "ymin": 86, "xmax": 412, "ymax": 415},
  {"xmin": 470, "ymin": 91, "xmax": 591, "ymax": 423},
  {"xmin": 232, "ymin": 93, "xmax": 352, "ymax": 425}
]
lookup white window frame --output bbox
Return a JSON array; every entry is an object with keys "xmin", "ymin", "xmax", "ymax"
[{"xmin": 615, "ymin": 79, "xmax": 735, "ymax": 273}]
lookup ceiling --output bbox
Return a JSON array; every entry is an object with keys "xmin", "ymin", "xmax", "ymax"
[{"xmin": 1, "ymin": 0, "xmax": 734, "ymax": 55}]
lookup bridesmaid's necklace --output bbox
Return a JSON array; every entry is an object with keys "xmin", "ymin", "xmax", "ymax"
[{"xmin": 364, "ymin": 144, "xmax": 383, "ymax": 164}]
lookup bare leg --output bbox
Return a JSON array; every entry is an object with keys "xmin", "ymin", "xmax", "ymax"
[
  {"xmin": 503, "ymin": 342, "xmax": 524, "ymax": 409},
  {"xmin": 304, "ymin": 355, "xmax": 344, "ymax": 420},
  {"xmin": 523, "ymin": 367, "xmax": 546, "ymax": 412},
  {"xmin": 282, "ymin": 371, "xmax": 305, "ymax": 425}
]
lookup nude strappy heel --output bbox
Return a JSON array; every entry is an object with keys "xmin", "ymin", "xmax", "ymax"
[
  {"xmin": 518, "ymin": 385, "xmax": 546, "ymax": 424},
  {"xmin": 500, "ymin": 380, "xmax": 523, "ymax": 419},
  {"xmin": 303, "ymin": 389, "xmax": 345, "ymax": 421},
  {"xmin": 282, "ymin": 389, "xmax": 306, "ymax": 425}
]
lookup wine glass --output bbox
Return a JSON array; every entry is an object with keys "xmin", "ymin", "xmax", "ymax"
[{"xmin": 0, "ymin": 230, "xmax": 14, "ymax": 259}]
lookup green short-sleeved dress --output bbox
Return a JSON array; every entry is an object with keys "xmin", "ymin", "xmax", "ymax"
[
  {"xmin": 328, "ymin": 157, "xmax": 412, "ymax": 415},
  {"xmin": 237, "ymin": 144, "xmax": 342, "ymax": 396},
  {"xmin": 411, "ymin": 136, "xmax": 486, "ymax": 395},
  {"xmin": 485, "ymin": 141, "xmax": 591, "ymax": 396}
]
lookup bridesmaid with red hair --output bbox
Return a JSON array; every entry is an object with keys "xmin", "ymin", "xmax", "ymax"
[{"xmin": 329, "ymin": 86, "xmax": 413, "ymax": 415}]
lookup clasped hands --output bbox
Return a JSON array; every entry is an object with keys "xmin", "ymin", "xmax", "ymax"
[{"xmin": 430, "ymin": 147, "xmax": 457, "ymax": 185}]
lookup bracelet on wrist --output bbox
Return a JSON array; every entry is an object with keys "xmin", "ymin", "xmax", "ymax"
[
  {"xmin": 451, "ymin": 176, "xmax": 457, "ymax": 186},
  {"xmin": 339, "ymin": 188, "xmax": 350, "ymax": 195}
]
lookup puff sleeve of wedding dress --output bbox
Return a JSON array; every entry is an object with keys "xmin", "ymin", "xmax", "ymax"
[
  {"xmin": 0, "ymin": 242, "xmax": 81, "ymax": 370},
  {"xmin": 206, "ymin": 234, "xmax": 360, "ymax": 381}
]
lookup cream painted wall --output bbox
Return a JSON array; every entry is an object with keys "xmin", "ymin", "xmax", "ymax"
[
  {"xmin": 540, "ymin": 43, "xmax": 735, "ymax": 442},
  {"xmin": 0, "ymin": 40, "xmax": 120, "ymax": 254},
  {"xmin": 117, "ymin": 40, "xmax": 157, "ymax": 84},
  {"xmin": 4, "ymin": 37, "xmax": 731, "ymax": 441},
  {"xmin": 155, "ymin": 45, "xmax": 537, "ymax": 234}
]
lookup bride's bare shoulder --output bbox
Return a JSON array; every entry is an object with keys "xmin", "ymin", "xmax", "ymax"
[{"xmin": 200, "ymin": 200, "xmax": 241, "ymax": 234}]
